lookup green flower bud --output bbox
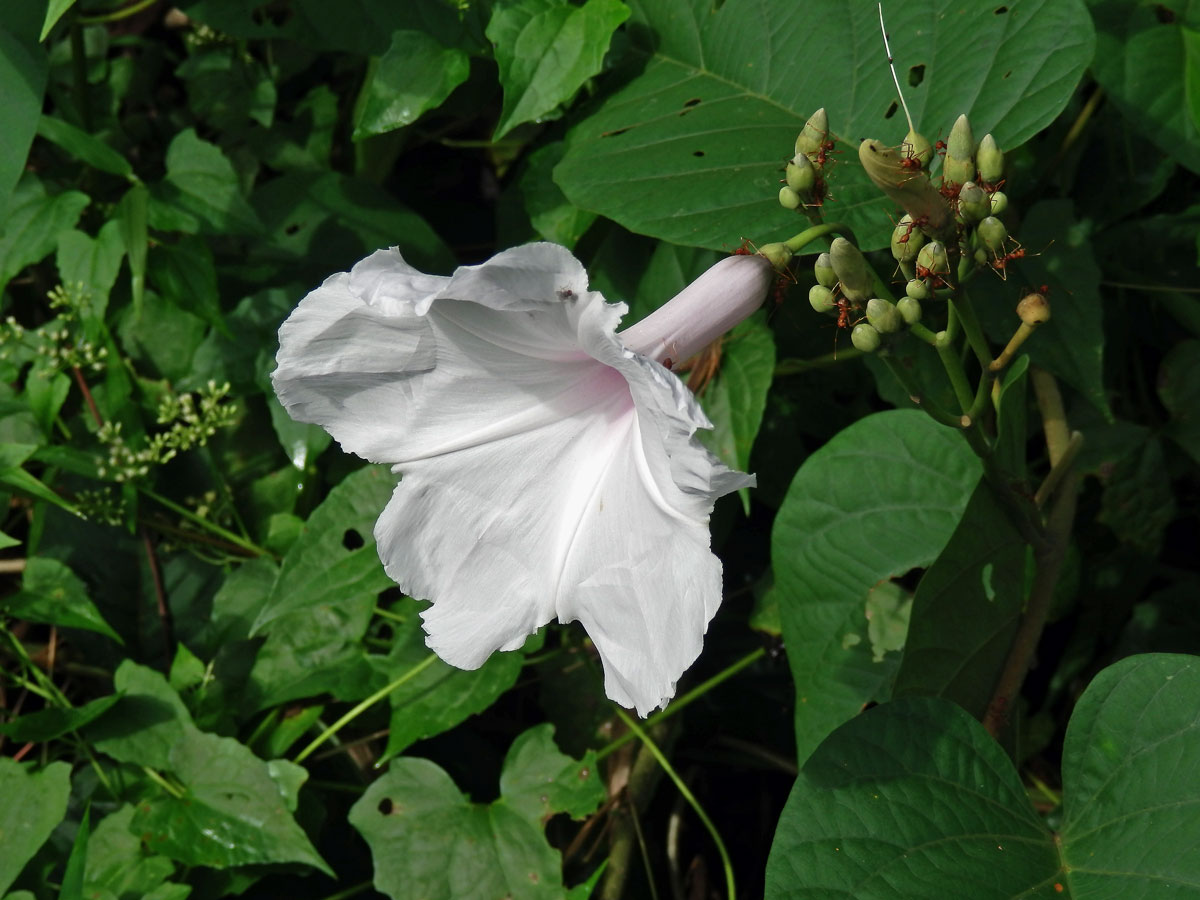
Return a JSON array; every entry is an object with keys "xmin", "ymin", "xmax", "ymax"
[
  {"xmin": 890, "ymin": 215, "xmax": 927, "ymax": 263},
  {"xmin": 814, "ymin": 252, "xmax": 837, "ymax": 288},
  {"xmin": 942, "ymin": 113, "xmax": 976, "ymax": 189},
  {"xmin": 989, "ymin": 190, "xmax": 1009, "ymax": 215},
  {"xmin": 809, "ymin": 284, "xmax": 836, "ymax": 314},
  {"xmin": 795, "ymin": 108, "xmax": 829, "ymax": 159},
  {"xmin": 977, "ymin": 216, "xmax": 1008, "ymax": 254},
  {"xmin": 897, "ymin": 295, "xmax": 922, "ymax": 324},
  {"xmin": 757, "ymin": 241, "xmax": 793, "ymax": 270},
  {"xmin": 916, "ymin": 240, "xmax": 949, "ymax": 279},
  {"xmin": 905, "ymin": 129, "xmax": 933, "ymax": 168},
  {"xmin": 957, "ymin": 181, "xmax": 989, "ymax": 224},
  {"xmin": 1017, "ymin": 291, "xmax": 1051, "ymax": 325},
  {"xmin": 786, "ymin": 153, "xmax": 817, "ymax": 193},
  {"xmin": 851, "ymin": 322, "xmax": 882, "ymax": 353},
  {"xmin": 977, "ymin": 133, "xmax": 1004, "ymax": 184},
  {"xmin": 829, "ymin": 237, "xmax": 873, "ymax": 303},
  {"xmin": 779, "ymin": 186, "xmax": 802, "ymax": 210},
  {"xmin": 866, "ymin": 297, "xmax": 902, "ymax": 334},
  {"xmin": 906, "ymin": 277, "xmax": 931, "ymax": 300}
]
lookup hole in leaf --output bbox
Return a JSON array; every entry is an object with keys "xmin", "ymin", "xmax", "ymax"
[
  {"xmin": 907, "ymin": 64, "xmax": 925, "ymax": 87},
  {"xmin": 285, "ymin": 223, "xmax": 301, "ymax": 235},
  {"xmin": 1155, "ymin": 4, "xmax": 1176, "ymax": 23},
  {"xmin": 342, "ymin": 529, "xmax": 364, "ymax": 550},
  {"xmin": 1003, "ymin": 70, "xmax": 1012, "ymax": 79},
  {"xmin": 884, "ymin": 100, "xmax": 898, "ymax": 119},
  {"xmin": 378, "ymin": 798, "xmax": 394, "ymax": 815},
  {"xmin": 993, "ymin": 5, "xmax": 1008, "ymax": 13},
  {"xmin": 684, "ymin": 97, "xmax": 701, "ymax": 107},
  {"xmin": 692, "ymin": 150, "xmax": 705, "ymax": 157}
]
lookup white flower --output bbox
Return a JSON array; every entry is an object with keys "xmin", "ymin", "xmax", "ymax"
[{"xmin": 272, "ymin": 243, "xmax": 773, "ymax": 715}]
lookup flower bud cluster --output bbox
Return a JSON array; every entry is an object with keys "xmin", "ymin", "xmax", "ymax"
[
  {"xmin": 779, "ymin": 109, "xmax": 833, "ymax": 210},
  {"xmin": 806, "ymin": 238, "xmax": 926, "ymax": 354},
  {"xmin": 75, "ymin": 487, "xmax": 127, "ymax": 527},
  {"xmin": 0, "ymin": 284, "xmax": 109, "ymax": 375},
  {"xmin": 95, "ymin": 381, "xmax": 237, "ymax": 481}
]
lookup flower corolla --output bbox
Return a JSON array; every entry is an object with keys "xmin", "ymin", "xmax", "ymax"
[{"xmin": 272, "ymin": 243, "xmax": 773, "ymax": 715}]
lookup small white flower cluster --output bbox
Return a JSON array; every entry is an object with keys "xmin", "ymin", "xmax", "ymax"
[
  {"xmin": 75, "ymin": 487, "xmax": 127, "ymax": 526},
  {"xmin": 0, "ymin": 284, "xmax": 108, "ymax": 374},
  {"xmin": 95, "ymin": 381, "xmax": 238, "ymax": 481}
]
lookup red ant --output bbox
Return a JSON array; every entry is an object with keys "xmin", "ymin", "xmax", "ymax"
[
  {"xmin": 893, "ymin": 214, "xmax": 929, "ymax": 245},
  {"xmin": 834, "ymin": 295, "xmax": 852, "ymax": 329},
  {"xmin": 814, "ymin": 138, "xmax": 837, "ymax": 169},
  {"xmin": 988, "ymin": 238, "xmax": 1046, "ymax": 280}
]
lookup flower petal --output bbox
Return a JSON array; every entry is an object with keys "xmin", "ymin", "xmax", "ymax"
[{"xmin": 273, "ymin": 243, "xmax": 753, "ymax": 715}]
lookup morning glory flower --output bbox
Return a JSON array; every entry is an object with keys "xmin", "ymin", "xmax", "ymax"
[{"xmin": 272, "ymin": 243, "xmax": 773, "ymax": 715}]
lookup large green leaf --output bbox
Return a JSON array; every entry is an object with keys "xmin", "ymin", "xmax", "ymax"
[
  {"xmin": 148, "ymin": 128, "xmax": 262, "ymax": 237},
  {"xmin": 55, "ymin": 221, "xmax": 126, "ymax": 327},
  {"xmin": 765, "ymin": 653, "xmax": 1200, "ymax": 898},
  {"xmin": 521, "ymin": 140, "xmax": 597, "ymax": 248},
  {"xmin": 764, "ymin": 697, "xmax": 1060, "ymax": 898},
  {"xmin": 772, "ymin": 409, "xmax": 980, "ymax": 763},
  {"xmin": 251, "ymin": 465, "xmax": 395, "ymax": 635},
  {"xmin": 353, "ymin": 29, "xmax": 470, "ymax": 139},
  {"xmin": 83, "ymin": 806, "xmax": 183, "ymax": 900},
  {"xmin": 4, "ymin": 557, "xmax": 122, "ymax": 642},
  {"xmin": 892, "ymin": 481, "xmax": 1026, "ymax": 718},
  {"xmin": 556, "ymin": 0, "xmax": 1094, "ymax": 251},
  {"xmin": 36, "ymin": 115, "xmax": 134, "ymax": 179},
  {"xmin": 0, "ymin": 5, "xmax": 47, "ymax": 219},
  {"xmin": 350, "ymin": 724, "xmax": 605, "ymax": 900},
  {"xmin": 177, "ymin": 47, "xmax": 276, "ymax": 132},
  {"xmin": 0, "ymin": 174, "xmax": 89, "ymax": 291},
  {"xmin": 0, "ymin": 759, "xmax": 72, "ymax": 896},
  {"xmin": 88, "ymin": 662, "xmax": 331, "ymax": 874},
  {"xmin": 0, "ymin": 693, "xmax": 121, "ymax": 743},
  {"xmin": 488, "ymin": 0, "xmax": 631, "ymax": 140},
  {"xmin": 251, "ymin": 169, "xmax": 453, "ymax": 276},
  {"xmin": 1058, "ymin": 654, "xmax": 1200, "ymax": 892},
  {"xmin": 247, "ymin": 466, "xmax": 395, "ymax": 707},
  {"xmin": 1089, "ymin": 0, "xmax": 1200, "ymax": 173},
  {"xmin": 376, "ymin": 596, "xmax": 527, "ymax": 761}
]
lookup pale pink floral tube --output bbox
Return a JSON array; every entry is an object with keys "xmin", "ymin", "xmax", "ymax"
[{"xmin": 618, "ymin": 254, "xmax": 775, "ymax": 365}]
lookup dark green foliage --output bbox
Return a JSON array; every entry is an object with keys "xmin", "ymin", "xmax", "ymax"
[{"xmin": 2, "ymin": 1, "xmax": 1200, "ymax": 898}]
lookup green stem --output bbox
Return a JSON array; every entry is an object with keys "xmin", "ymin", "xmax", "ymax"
[
  {"xmin": 140, "ymin": 487, "xmax": 268, "ymax": 557},
  {"xmin": 316, "ymin": 881, "xmax": 375, "ymax": 900},
  {"xmin": 944, "ymin": 305, "xmax": 962, "ymax": 349},
  {"xmin": 293, "ymin": 654, "xmax": 439, "ymax": 764},
  {"xmin": 934, "ymin": 334, "xmax": 974, "ymax": 412},
  {"xmin": 949, "ymin": 269, "xmax": 993, "ymax": 371},
  {"xmin": 143, "ymin": 766, "xmax": 186, "ymax": 799},
  {"xmin": 877, "ymin": 356, "xmax": 963, "ymax": 429},
  {"xmin": 774, "ymin": 349, "xmax": 861, "ymax": 375},
  {"xmin": 372, "ymin": 605, "xmax": 410, "ymax": 624},
  {"xmin": 906, "ymin": 321, "xmax": 939, "ymax": 347},
  {"xmin": 596, "ymin": 647, "xmax": 764, "ymax": 761},
  {"xmin": 78, "ymin": 0, "xmax": 159, "ymax": 24},
  {"xmin": 783, "ymin": 222, "xmax": 852, "ymax": 255},
  {"xmin": 613, "ymin": 707, "xmax": 735, "ymax": 900}
]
